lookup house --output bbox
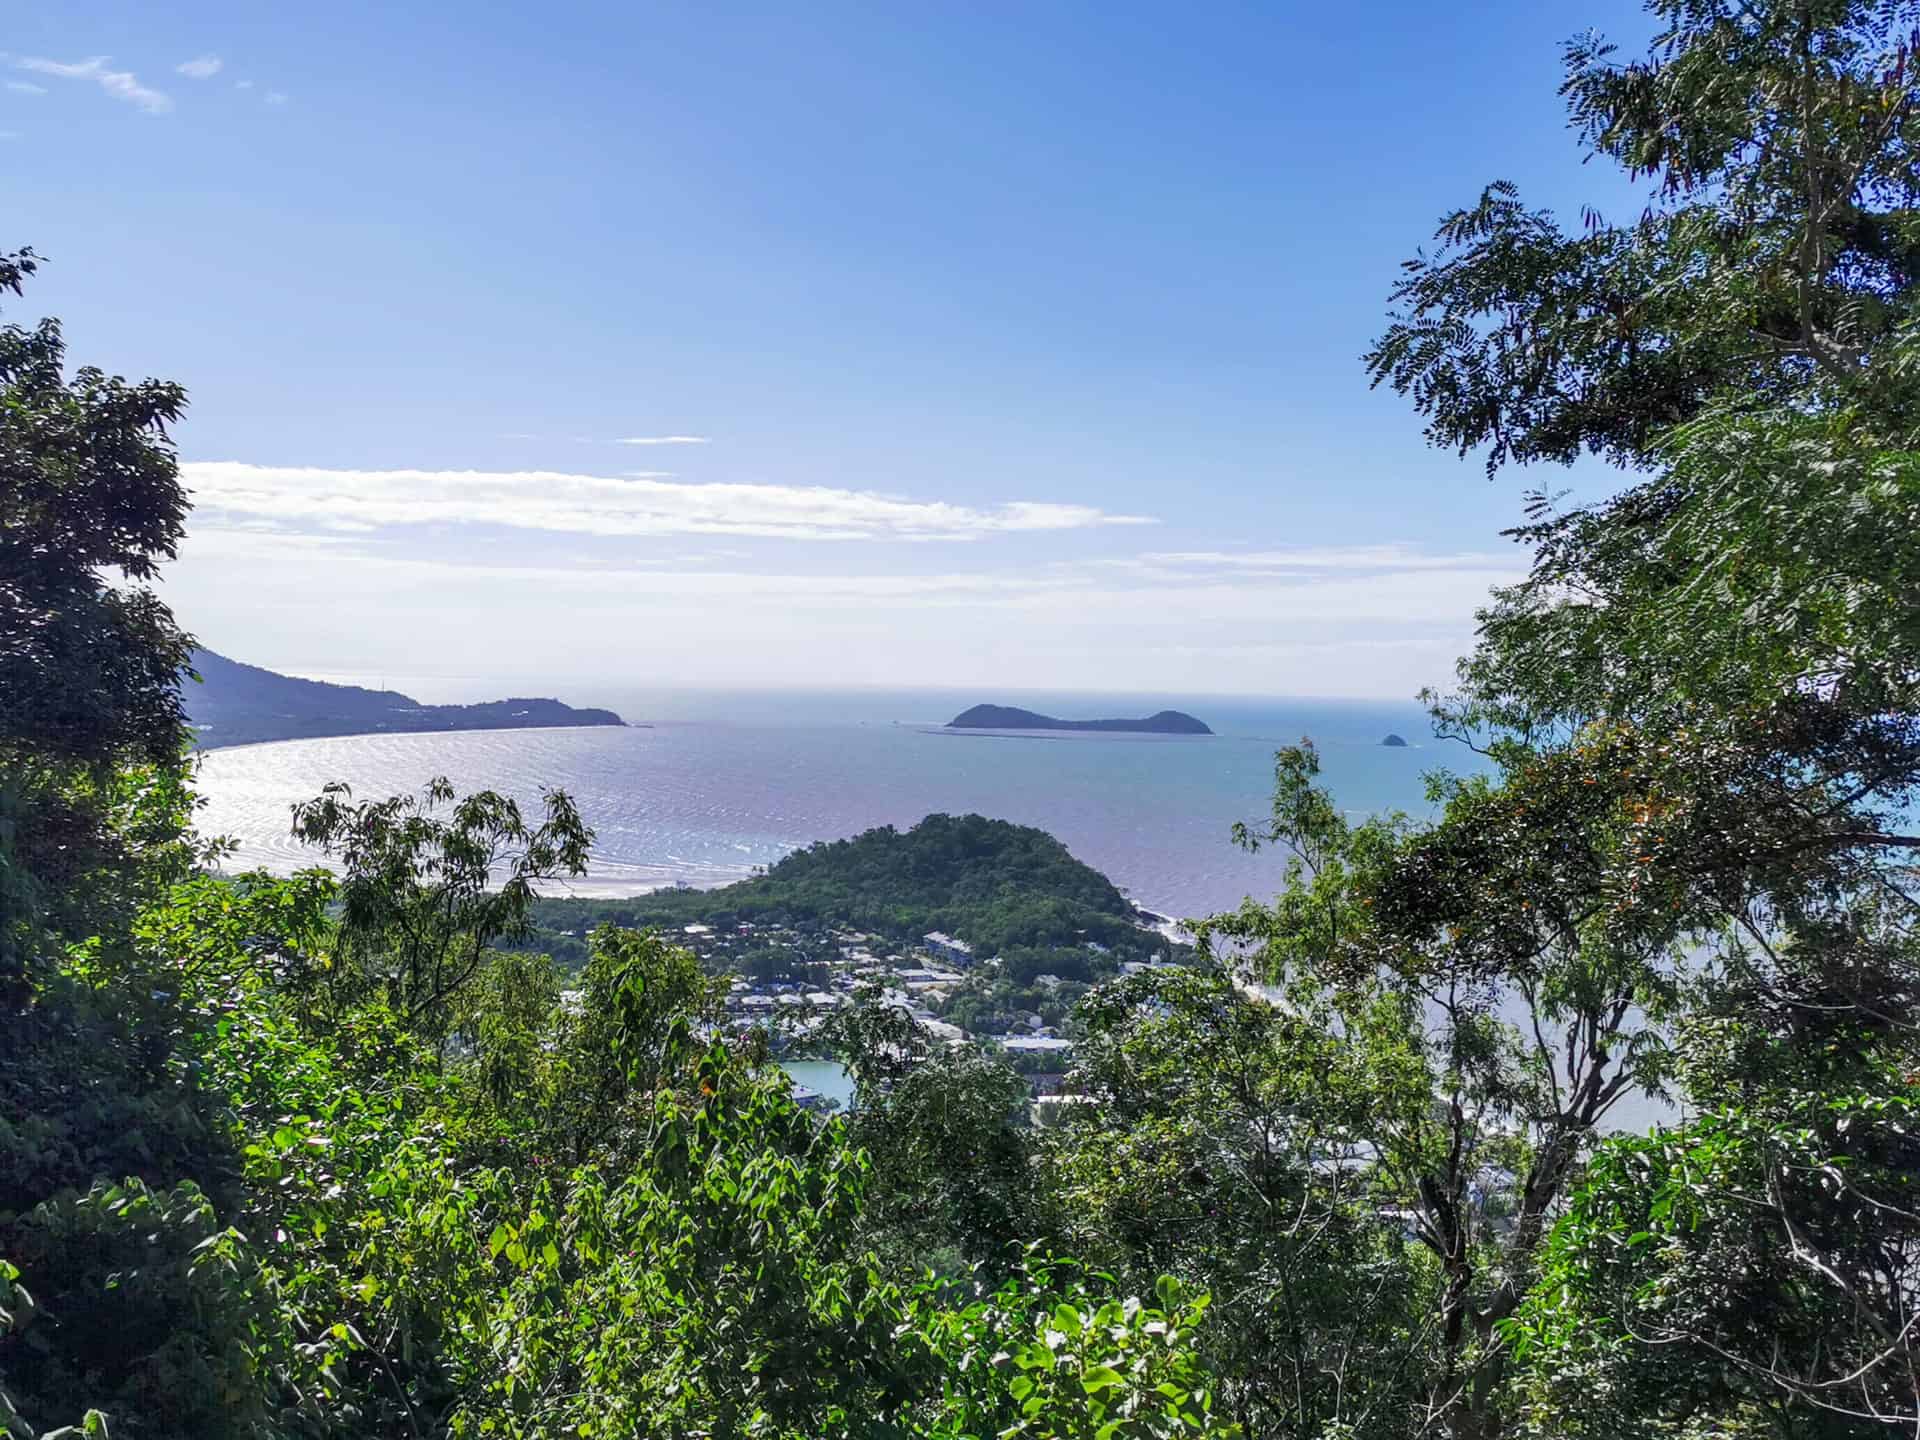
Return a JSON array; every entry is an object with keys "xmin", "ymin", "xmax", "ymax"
[
  {"xmin": 894, "ymin": 966, "xmax": 965, "ymax": 990},
  {"xmin": 791, "ymin": 1084, "xmax": 837, "ymax": 1115},
  {"xmin": 1000, "ymin": 1035, "xmax": 1074, "ymax": 1056},
  {"xmin": 922, "ymin": 931, "xmax": 975, "ymax": 965}
]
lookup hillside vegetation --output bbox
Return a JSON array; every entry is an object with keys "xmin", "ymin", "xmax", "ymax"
[
  {"xmin": 9, "ymin": 4, "xmax": 1920, "ymax": 1436},
  {"xmin": 529, "ymin": 812, "xmax": 1158, "ymax": 959}
]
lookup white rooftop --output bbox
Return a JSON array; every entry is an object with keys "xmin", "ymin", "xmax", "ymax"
[{"xmin": 999, "ymin": 1035, "xmax": 1075, "ymax": 1053}]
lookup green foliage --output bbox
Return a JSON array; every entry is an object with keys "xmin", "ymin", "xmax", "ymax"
[
  {"xmin": 1367, "ymin": 0, "xmax": 1920, "ymax": 472},
  {"xmin": 837, "ymin": 1035, "xmax": 1043, "ymax": 1277},
  {"xmin": 1057, "ymin": 967, "xmax": 1431, "ymax": 1438},
  {"xmin": 1352, "ymin": 3, "xmax": 1920, "ymax": 1434},
  {"xmin": 0, "ymin": 248, "xmax": 192, "ymax": 768},
  {"xmin": 443, "ymin": 1038, "xmax": 899, "ymax": 1438},
  {"xmin": 1, "ymin": 1180, "xmax": 293, "ymax": 1440},
  {"xmin": 290, "ymin": 776, "xmax": 590, "ymax": 1031},
  {"xmin": 22, "ymin": 3, "xmax": 1920, "ymax": 1430},
  {"xmin": 0, "ymin": 253, "xmax": 198, "ymax": 993},
  {"xmin": 1508, "ymin": 894, "xmax": 1920, "ymax": 1436},
  {"xmin": 901, "ymin": 1259, "xmax": 1241, "ymax": 1439},
  {"xmin": 3, "ymin": 811, "xmax": 1234, "ymax": 1439},
  {"xmin": 527, "ymin": 812, "xmax": 1162, "ymax": 960}
]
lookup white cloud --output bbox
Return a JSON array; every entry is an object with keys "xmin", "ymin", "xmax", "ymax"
[
  {"xmin": 176, "ymin": 526, "xmax": 1513, "ymax": 619},
  {"xmin": 16, "ymin": 56, "xmax": 172, "ymax": 114},
  {"xmin": 183, "ymin": 525, "xmax": 1508, "ymax": 611},
  {"xmin": 5, "ymin": 80, "xmax": 45, "ymax": 95},
  {"xmin": 180, "ymin": 461, "xmax": 1158, "ymax": 542},
  {"xmin": 235, "ymin": 79, "xmax": 254, "ymax": 90},
  {"xmin": 0, "ymin": 130, "xmax": 17, "ymax": 141},
  {"xmin": 264, "ymin": 91, "xmax": 288, "ymax": 105},
  {"xmin": 164, "ymin": 527, "xmax": 1513, "ymax": 696},
  {"xmin": 616, "ymin": 435, "xmax": 709, "ymax": 446},
  {"xmin": 176, "ymin": 55, "xmax": 222, "ymax": 79}
]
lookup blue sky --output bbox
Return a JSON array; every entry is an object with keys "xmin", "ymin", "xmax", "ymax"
[{"xmin": 8, "ymin": 1, "xmax": 1653, "ymax": 700}]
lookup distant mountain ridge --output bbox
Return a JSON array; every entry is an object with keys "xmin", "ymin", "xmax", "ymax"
[
  {"xmin": 186, "ymin": 649, "xmax": 625, "ymax": 749},
  {"xmin": 946, "ymin": 703, "xmax": 1212, "ymax": 735}
]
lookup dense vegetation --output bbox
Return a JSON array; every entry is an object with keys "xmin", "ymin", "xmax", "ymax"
[
  {"xmin": 524, "ymin": 813, "xmax": 1163, "ymax": 964},
  {"xmin": 0, "ymin": 250, "xmax": 1229, "ymax": 1438},
  {"xmin": 9, "ymin": 2, "xmax": 1920, "ymax": 1436},
  {"xmin": 187, "ymin": 648, "xmax": 625, "ymax": 748}
]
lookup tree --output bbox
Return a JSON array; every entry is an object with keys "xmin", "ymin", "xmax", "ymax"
[
  {"xmin": 289, "ymin": 777, "xmax": 591, "ymax": 1036},
  {"xmin": 1057, "ymin": 963, "xmax": 1432, "ymax": 1439},
  {"xmin": 0, "ymin": 247, "xmax": 192, "ymax": 766},
  {"xmin": 1357, "ymin": 3, "xmax": 1920, "ymax": 1432},
  {"xmin": 1367, "ymin": 0, "xmax": 1920, "ymax": 474},
  {"xmin": 846, "ymin": 1037, "xmax": 1043, "ymax": 1279},
  {"xmin": 1509, "ymin": 893, "xmax": 1920, "ymax": 1437},
  {"xmin": 1189, "ymin": 743, "xmax": 1679, "ymax": 1438},
  {"xmin": 0, "ymin": 247, "xmax": 198, "ymax": 991}
]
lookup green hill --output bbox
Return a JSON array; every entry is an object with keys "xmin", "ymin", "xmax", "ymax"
[{"xmin": 529, "ymin": 812, "xmax": 1159, "ymax": 959}]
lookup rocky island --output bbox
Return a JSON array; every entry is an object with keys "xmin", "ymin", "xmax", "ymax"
[
  {"xmin": 186, "ymin": 649, "xmax": 626, "ymax": 749},
  {"xmin": 1381, "ymin": 733, "xmax": 1410, "ymax": 748},
  {"xmin": 947, "ymin": 703, "xmax": 1213, "ymax": 735}
]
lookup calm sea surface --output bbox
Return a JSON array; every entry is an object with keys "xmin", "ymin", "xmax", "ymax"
[{"xmin": 195, "ymin": 690, "xmax": 1482, "ymax": 923}]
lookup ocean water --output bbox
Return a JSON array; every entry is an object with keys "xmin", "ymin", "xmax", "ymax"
[
  {"xmin": 782, "ymin": 1059, "xmax": 858, "ymax": 1111},
  {"xmin": 194, "ymin": 690, "xmax": 1481, "ymax": 923}
]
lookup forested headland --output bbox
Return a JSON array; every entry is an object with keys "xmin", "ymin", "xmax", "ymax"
[
  {"xmin": 187, "ymin": 648, "xmax": 626, "ymax": 749},
  {"xmin": 523, "ymin": 813, "xmax": 1164, "ymax": 961},
  {"xmin": 8, "ymin": 2, "xmax": 1920, "ymax": 1436}
]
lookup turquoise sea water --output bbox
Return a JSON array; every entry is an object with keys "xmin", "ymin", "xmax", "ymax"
[
  {"xmin": 781, "ymin": 1059, "xmax": 858, "ymax": 1112},
  {"xmin": 195, "ymin": 689, "xmax": 1482, "ymax": 923}
]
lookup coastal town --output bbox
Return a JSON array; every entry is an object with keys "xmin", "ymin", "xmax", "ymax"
[
  {"xmin": 625, "ymin": 912, "xmax": 1184, "ymax": 1114},
  {"xmin": 522, "ymin": 811, "xmax": 1196, "ymax": 1116}
]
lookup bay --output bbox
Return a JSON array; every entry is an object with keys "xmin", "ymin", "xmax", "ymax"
[{"xmin": 194, "ymin": 689, "xmax": 1476, "ymax": 923}]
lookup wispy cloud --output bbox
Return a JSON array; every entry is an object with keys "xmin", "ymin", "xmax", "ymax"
[
  {"xmin": 616, "ymin": 435, "xmax": 709, "ymax": 446},
  {"xmin": 173, "ymin": 532, "xmax": 1511, "ymax": 620},
  {"xmin": 5, "ymin": 80, "xmax": 45, "ymax": 95},
  {"xmin": 175, "ymin": 54, "xmax": 222, "ymax": 79},
  {"xmin": 1136, "ymin": 544, "xmax": 1515, "ymax": 573},
  {"xmin": 264, "ymin": 90, "xmax": 288, "ymax": 105},
  {"xmin": 235, "ymin": 79, "xmax": 254, "ymax": 90},
  {"xmin": 181, "ymin": 462, "xmax": 1158, "ymax": 542},
  {"xmin": 169, "ymin": 530, "xmax": 1514, "ymax": 696},
  {"xmin": 16, "ymin": 56, "xmax": 172, "ymax": 114}
]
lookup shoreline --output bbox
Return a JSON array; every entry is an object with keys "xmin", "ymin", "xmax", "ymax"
[
  {"xmin": 193, "ymin": 720, "xmax": 635, "ymax": 756},
  {"xmin": 208, "ymin": 847, "xmax": 1202, "ymax": 929}
]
